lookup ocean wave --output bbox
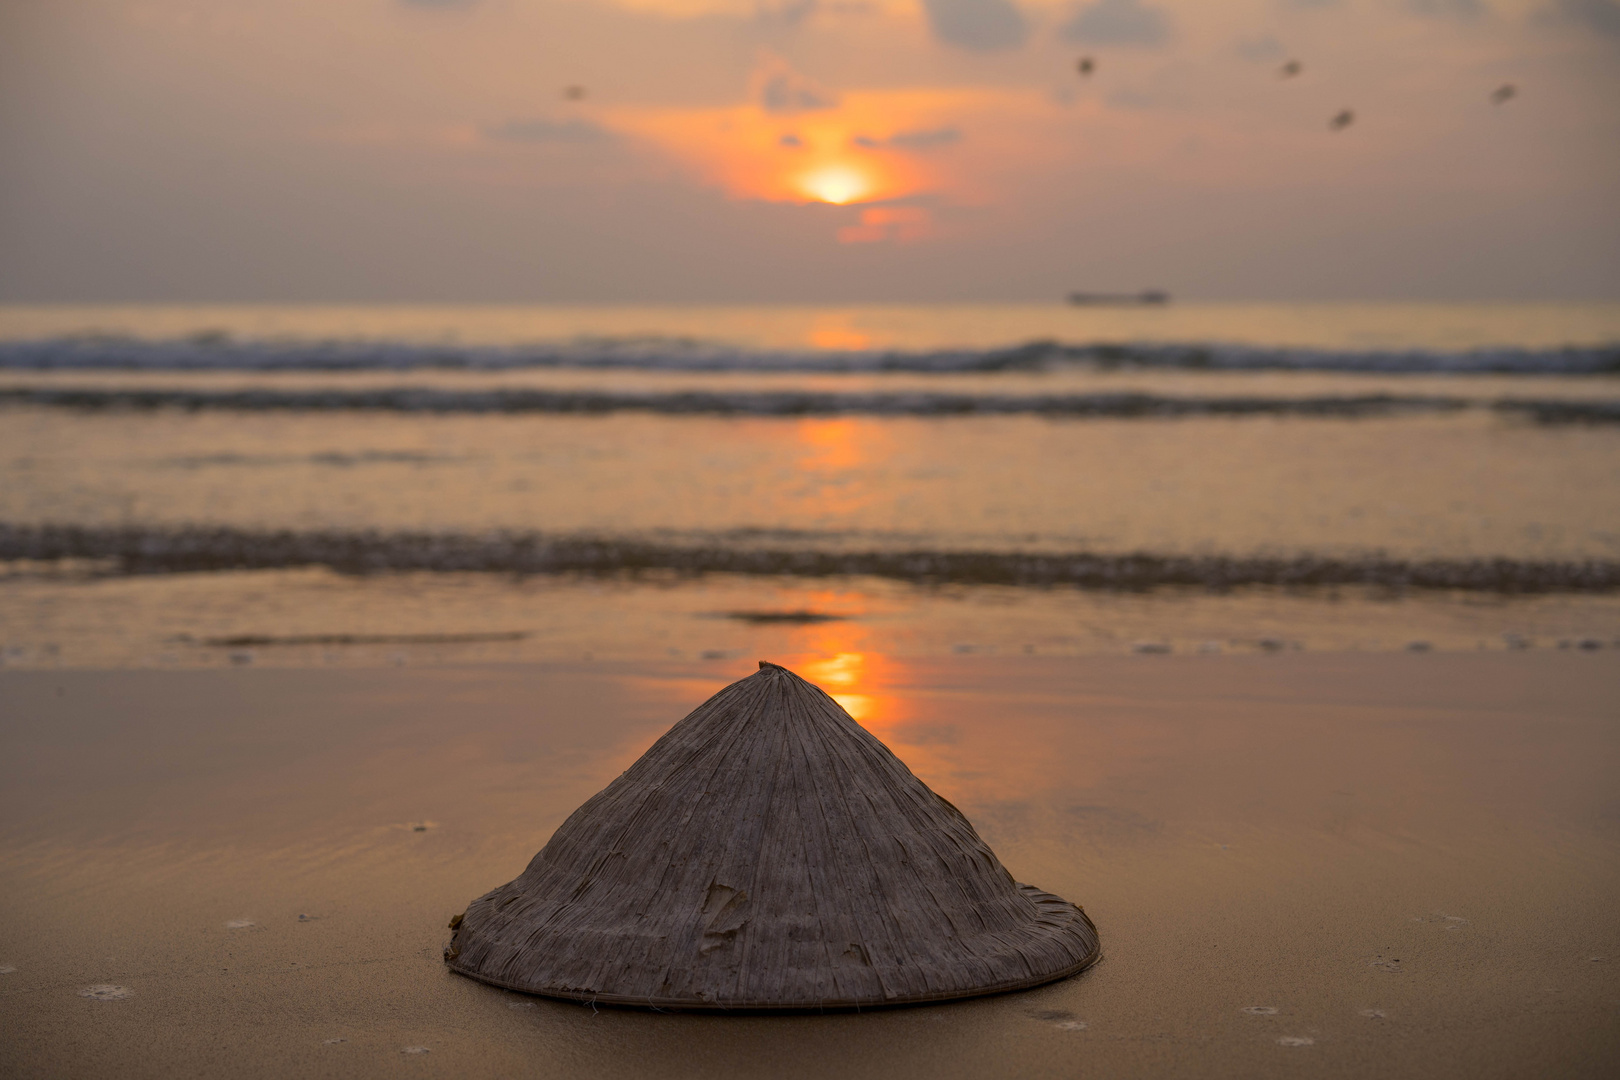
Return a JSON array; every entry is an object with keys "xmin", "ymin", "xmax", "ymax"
[
  {"xmin": 3, "ymin": 385, "xmax": 1614, "ymax": 421},
  {"xmin": 2, "ymin": 337, "xmax": 1617, "ymax": 374},
  {"xmin": 5, "ymin": 524, "xmax": 1616, "ymax": 593}
]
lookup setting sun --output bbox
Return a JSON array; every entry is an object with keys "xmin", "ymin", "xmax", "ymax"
[{"xmin": 798, "ymin": 165, "xmax": 870, "ymax": 205}]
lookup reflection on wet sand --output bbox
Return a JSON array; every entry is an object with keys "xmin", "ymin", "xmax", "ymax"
[{"xmin": 781, "ymin": 622, "xmax": 1045, "ymax": 806}]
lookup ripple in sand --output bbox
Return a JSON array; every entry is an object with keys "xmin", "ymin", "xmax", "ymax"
[
  {"xmin": 80, "ymin": 985, "xmax": 133, "ymax": 1000},
  {"xmin": 1278, "ymin": 1036, "xmax": 1315, "ymax": 1047},
  {"xmin": 1241, "ymin": 1006, "xmax": 1279, "ymax": 1015},
  {"xmin": 402, "ymin": 1046, "xmax": 431, "ymax": 1055},
  {"xmin": 508, "ymin": 1001, "xmax": 536, "ymax": 1009}
]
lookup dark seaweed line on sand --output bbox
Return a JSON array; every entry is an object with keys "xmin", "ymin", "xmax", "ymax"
[
  {"xmin": 5, "ymin": 524, "xmax": 1617, "ymax": 594},
  {"xmin": 176, "ymin": 631, "xmax": 529, "ymax": 647},
  {"xmin": 2, "ymin": 386, "xmax": 1615, "ymax": 422}
]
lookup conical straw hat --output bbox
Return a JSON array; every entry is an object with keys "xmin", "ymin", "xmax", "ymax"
[{"xmin": 445, "ymin": 661, "xmax": 1099, "ymax": 1009}]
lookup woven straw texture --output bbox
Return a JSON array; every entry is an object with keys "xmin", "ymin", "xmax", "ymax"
[{"xmin": 444, "ymin": 661, "xmax": 1099, "ymax": 1009}]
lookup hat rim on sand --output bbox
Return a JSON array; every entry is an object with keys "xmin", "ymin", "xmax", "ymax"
[{"xmin": 446, "ymin": 885, "xmax": 1099, "ymax": 1011}]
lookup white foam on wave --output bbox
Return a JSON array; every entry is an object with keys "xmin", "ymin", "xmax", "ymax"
[{"xmin": 2, "ymin": 337, "xmax": 1616, "ymax": 375}]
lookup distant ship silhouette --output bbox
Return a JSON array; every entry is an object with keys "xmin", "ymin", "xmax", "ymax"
[{"xmin": 1066, "ymin": 289, "xmax": 1170, "ymax": 306}]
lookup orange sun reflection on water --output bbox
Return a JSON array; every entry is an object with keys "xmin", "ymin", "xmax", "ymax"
[
  {"xmin": 795, "ymin": 417, "xmax": 867, "ymax": 472},
  {"xmin": 807, "ymin": 325, "xmax": 872, "ymax": 350},
  {"xmin": 783, "ymin": 609, "xmax": 908, "ymax": 739},
  {"xmin": 801, "ymin": 651, "xmax": 876, "ymax": 722}
]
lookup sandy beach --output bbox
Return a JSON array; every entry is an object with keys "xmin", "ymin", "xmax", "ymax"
[{"xmin": 2, "ymin": 651, "xmax": 1615, "ymax": 1078}]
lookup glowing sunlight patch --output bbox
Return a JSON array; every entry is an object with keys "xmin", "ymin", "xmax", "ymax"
[
  {"xmin": 602, "ymin": 87, "xmax": 1046, "ymax": 242},
  {"xmin": 805, "ymin": 651, "xmax": 865, "ymax": 688},
  {"xmin": 831, "ymin": 694, "xmax": 877, "ymax": 721},
  {"xmin": 808, "ymin": 326, "xmax": 872, "ymax": 350},
  {"xmin": 799, "ymin": 165, "xmax": 869, "ymax": 205}
]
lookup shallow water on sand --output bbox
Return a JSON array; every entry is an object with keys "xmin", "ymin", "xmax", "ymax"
[
  {"xmin": 3, "ymin": 409, "xmax": 1617, "ymax": 560},
  {"xmin": 1, "ymin": 303, "xmax": 1616, "ymax": 668}
]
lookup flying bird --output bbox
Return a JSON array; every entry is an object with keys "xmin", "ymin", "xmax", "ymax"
[
  {"xmin": 1077, "ymin": 57, "xmax": 1095, "ymax": 77},
  {"xmin": 563, "ymin": 85, "xmax": 586, "ymax": 101},
  {"xmin": 1279, "ymin": 60, "xmax": 1302, "ymax": 78},
  {"xmin": 1329, "ymin": 109, "xmax": 1355, "ymax": 131},
  {"xmin": 1490, "ymin": 83, "xmax": 1517, "ymax": 105}
]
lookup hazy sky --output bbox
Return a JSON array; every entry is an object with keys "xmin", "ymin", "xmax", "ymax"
[{"xmin": 2, "ymin": 0, "xmax": 1617, "ymax": 302}]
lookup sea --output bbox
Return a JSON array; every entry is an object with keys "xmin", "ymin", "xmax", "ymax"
[{"xmin": 2, "ymin": 302, "xmax": 1618, "ymax": 677}]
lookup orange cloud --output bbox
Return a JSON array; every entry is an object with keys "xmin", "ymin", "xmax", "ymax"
[
  {"xmin": 606, "ymin": 78, "xmax": 1045, "ymax": 222},
  {"xmin": 837, "ymin": 205, "xmax": 932, "ymax": 244}
]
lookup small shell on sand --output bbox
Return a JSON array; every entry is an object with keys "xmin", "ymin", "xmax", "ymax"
[
  {"xmin": 1361, "ymin": 1008, "xmax": 1387, "ymax": 1019},
  {"xmin": 1242, "ymin": 1006, "xmax": 1279, "ymax": 1015},
  {"xmin": 1024, "ymin": 1008, "xmax": 1086, "ymax": 1030},
  {"xmin": 79, "ymin": 985, "xmax": 133, "ymax": 1000},
  {"xmin": 0, "ymin": 965, "xmax": 17, "ymax": 974},
  {"xmin": 224, "ymin": 919, "xmax": 256, "ymax": 930},
  {"xmin": 323, "ymin": 1038, "xmax": 347, "ymax": 1044},
  {"xmin": 402, "ymin": 1046, "xmax": 431, "ymax": 1055},
  {"xmin": 1278, "ymin": 1036, "xmax": 1315, "ymax": 1046}
]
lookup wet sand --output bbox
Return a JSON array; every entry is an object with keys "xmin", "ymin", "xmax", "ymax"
[{"xmin": 1, "ymin": 652, "xmax": 1617, "ymax": 1078}]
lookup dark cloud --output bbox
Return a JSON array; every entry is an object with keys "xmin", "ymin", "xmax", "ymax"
[
  {"xmin": 851, "ymin": 127, "xmax": 962, "ymax": 150},
  {"xmin": 1539, "ymin": 0, "xmax": 1620, "ymax": 35},
  {"xmin": 759, "ymin": 70, "xmax": 838, "ymax": 112},
  {"xmin": 888, "ymin": 126, "xmax": 962, "ymax": 149},
  {"xmin": 484, "ymin": 119, "xmax": 614, "ymax": 144},
  {"xmin": 1406, "ymin": 0, "xmax": 1487, "ymax": 20},
  {"xmin": 921, "ymin": 0, "xmax": 1030, "ymax": 53},
  {"xmin": 779, "ymin": 133, "xmax": 805, "ymax": 147},
  {"xmin": 1059, "ymin": 0, "xmax": 1171, "ymax": 47},
  {"xmin": 754, "ymin": 0, "xmax": 819, "ymax": 26},
  {"xmin": 1233, "ymin": 33, "xmax": 1286, "ymax": 62}
]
